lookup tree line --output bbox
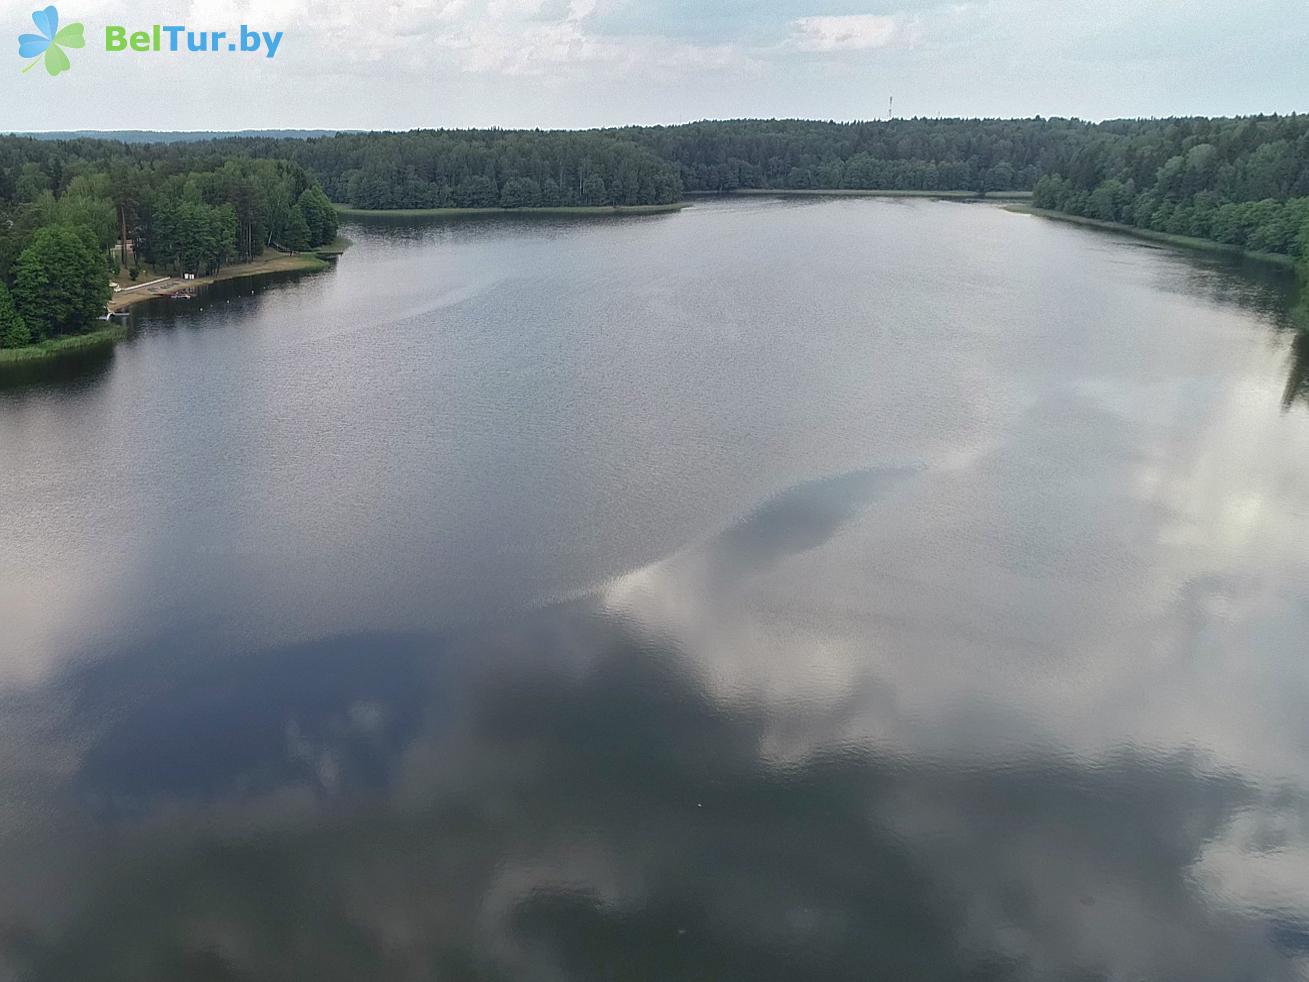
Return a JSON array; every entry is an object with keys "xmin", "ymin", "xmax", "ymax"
[
  {"xmin": 6, "ymin": 115, "xmax": 1309, "ymax": 350},
  {"xmin": 200, "ymin": 114, "xmax": 1309, "ymax": 278},
  {"xmin": 1028, "ymin": 115, "xmax": 1309, "ymax": 273},
  {"xmin": 290, "ymin": 130, "xmax": 684, "ymax": 210},
  {"xmin": 213, "ymin": 119, "xmax": 1067, "ymax": 204},
  {"xmin": 608, "ymin": 118, "xmax": 1077, "ymax": 193},
  {"xmin": 0, "ymin": 138, "xmax": 337, "ymax": 350}
]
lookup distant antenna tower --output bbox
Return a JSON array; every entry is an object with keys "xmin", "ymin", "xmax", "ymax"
[{"xmin": 888, "ymin": 95, "xmax": 894, "ymax": 120}]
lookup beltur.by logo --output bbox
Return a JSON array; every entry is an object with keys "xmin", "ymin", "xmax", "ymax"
[
  {"xmin": 15, "ymin": 6, "xmax": 285, "ymax": 76},
  {"xmin": 105, "ymin": 24, "xmax": 283, "ymax": 58},
  {"xmin": 17, "ymin": 6, "xmax": 84, "ymax": 75}
]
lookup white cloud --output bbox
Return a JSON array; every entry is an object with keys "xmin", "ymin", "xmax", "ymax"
[{"xmin": 790, "ymin": 13, "xmax": 909, "ymax": 51}]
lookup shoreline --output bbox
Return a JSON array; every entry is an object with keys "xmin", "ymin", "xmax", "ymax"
[
  {"xmin": 1008, "ymin": 205, "xmax": 1297, "ymax": 269},
  {"xmin": 107, "ymin": 248, "xmax": 337, "ymax": 312},
  {"xmin": 0, "ymin": 324, "xmax": 128, "ymax": 365},
  {"xmin": 334, "ymin": 202, "xmax": 688, "ymax": 218},
  {"xmin": 710, "ymin": 188, "xmax": 1033, "ymax": 201},
  {"xmin": 333, "ymin": 193, "xmax": 1034, "ymax": 218},
  {"xmin": 1, "ymin": 243, "xmax": 345, "ymax": 366}
]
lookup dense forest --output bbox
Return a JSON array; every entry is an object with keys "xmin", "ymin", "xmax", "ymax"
[
  {"xmin": 290, "ymin": 130, "xmax": 684, "ymax": 210},
  {"xmin": 613, "ymin": 118, "xmax": 1069, "ymax": 193},
  {"xmin": 0, "ymin": 137, "xmax": 338, "ymax": 350},
  {"xmin": 241, "ymin": 118, "xmax": 1065, "ymax": 207},
  {"xmin": 1028, "ymin": 116, "xmax": 1309, "ymax": 263},
  {"xmin": 269, "ymin": 119, "xmax": 1067, "ymax": 207},
  {"xmin": 4, "ymin": 115, "xmax": 1309, "ymax": 351}
]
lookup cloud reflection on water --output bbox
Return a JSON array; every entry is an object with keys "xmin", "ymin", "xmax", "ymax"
[{"xmin": 2, "ymin": 464, "xmax": 1307, "ymax": 981}]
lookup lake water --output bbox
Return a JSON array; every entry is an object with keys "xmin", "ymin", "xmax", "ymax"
[{"xmin": 2, "ymin": 198, "xmax": 1308, "ymax": 980}]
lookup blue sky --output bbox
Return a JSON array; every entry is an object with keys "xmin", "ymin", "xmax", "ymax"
[{"xmin": 2, "ymin": 0, "xmax": 1306, "ymax": 130}]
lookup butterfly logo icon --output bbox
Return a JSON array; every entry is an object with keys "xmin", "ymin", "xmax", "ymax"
[{"xmin": 18, "ymin": 6, "xmax": 84, "ymax": 76}]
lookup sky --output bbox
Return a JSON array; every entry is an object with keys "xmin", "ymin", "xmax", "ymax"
[{"xmin": 1, "ymin": 0, "xmax": 1306, "ymax": 131}]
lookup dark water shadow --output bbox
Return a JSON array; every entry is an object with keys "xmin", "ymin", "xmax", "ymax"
[
  {"xmin": 1284, "ymin": 328, "xmax": 1309, "ymax": 412},
  {"xmin": 705, "ymin": 466, "xmax": 919, "ymax": 588},
  {"xmin": 69, "ymin": 631, "xmax": 440, "ymax": 812}
]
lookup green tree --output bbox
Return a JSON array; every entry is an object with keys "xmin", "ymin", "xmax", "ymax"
[
  {"xmin": 580, "ymin": 173, "xmax": 607, "ymax": 206},
  {"xmin": 145, "ymin": 197, "xmax": 236, "ymax": 274},
  {"xmin": 108, "ymin": 161, "xmax": 142, "ymax": 270},
  {"xmin": 31, "ymin": 188, "xmax": 117, "ymax": 252},
  {"xmin": 1088, "ymin": 180, "xmax": 1125, "ymax": 222},
  {"xmin": 295, "ymin": 186, "xmax": 336, "ymax": 246},
  {"xmin": 500, "ymin": 175, "xmax": 541, "ymax": 208},
  {"xmin": 499, "ymin": 177, "xmax": 541, "ymax": 209},
  {"xmin": 0, "ymin": 282, "xmax": 30, "ymax": 349},
  {"xmin": 282, "ymin": 204, "xmax": 312, "ymax": 252},
  {"xmin": 12, "ymin": 225, "xmax": 109, "ymax": 339},
  {"xmin": 453, "ymin": 175, "xmax": 497, "ymax": 208}
]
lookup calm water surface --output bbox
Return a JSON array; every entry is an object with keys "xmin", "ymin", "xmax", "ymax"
[{"xmin": 2, "ymin": 198, "xmax": 1309, "ymax": 980}]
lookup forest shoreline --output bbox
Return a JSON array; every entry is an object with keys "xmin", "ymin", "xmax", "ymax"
[
  {"xmin": 334, "ymin": 202, "xmax": 688, "ymax": 218},
  {"xmin": 1009, "ymin": 205, "xmax": 1298, "ymax": 269},
  {"xmin": 106, "ymin": 248, "xmax": 337, "ymax": 312}
]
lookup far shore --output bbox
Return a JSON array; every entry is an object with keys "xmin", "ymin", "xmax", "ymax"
[
  {"xmin": 1008, "ymin": 205, "xmax": 1298, "ymax": 269},
  {"xmin": 334, "ymin": 202, "xmax": 688, "ymax": 218},
  {"xmin": 336, "ymin": 193, "xmax": 1030, "ymax": 217},
  {"xmin": 703, "ymin": 188, "xmax": 1034, "ymax": 200}
]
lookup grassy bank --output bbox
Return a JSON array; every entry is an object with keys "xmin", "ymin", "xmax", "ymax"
[
  {"xmin": 1010, "ymin": 205, "xmax": 1298, "ymax": 269},
  {"xmin": 718, "ymin": 188, "xmax": 1033, "ymax": 201},
  {"xmin": 335, "ymin": 202, "xmax": 688, "ymax": 218},
  {"xmin": 0, "ymin": 324, "xmax": 127, "ymax": 365}
]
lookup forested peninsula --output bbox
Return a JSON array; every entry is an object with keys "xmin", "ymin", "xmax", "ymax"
[
  {"xmin": 4, "ymin": 115, "xmax": 1309, "ymax": 360},
  {"xmin": 0, "ymin": 146, "xmax": 339, "ymax": 362}
]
